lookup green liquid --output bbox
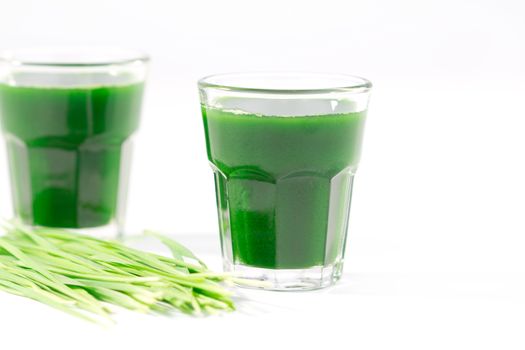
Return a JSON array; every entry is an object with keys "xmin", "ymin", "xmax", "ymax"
[
  {"xmin": 202, "ymin": 106, "xmax": 366, "ymax": 269},
  {"xmin": 0, "ymin": 83, "xmax": 144, "ymax": 228}
]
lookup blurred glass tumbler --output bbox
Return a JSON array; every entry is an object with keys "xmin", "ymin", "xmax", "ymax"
[
  {"xmin": 0, "ymin": 47, "xmax": 148, "ymax": 235},
  {"xmin": 199, "ymin": 73, "xmax": 372, "ymax": 290}
]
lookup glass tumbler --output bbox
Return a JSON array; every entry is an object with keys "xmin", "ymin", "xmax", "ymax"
[
  {"xmin": 0, "ymin": 47, "xmax": 148, "ymax": 236},
  {"xmin": 199, "ymin": 72, "xmax": 372, "ymax": 290}
]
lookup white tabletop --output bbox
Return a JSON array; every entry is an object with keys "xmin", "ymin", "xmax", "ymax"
[{"xmin": 1, "ymin": 232, "xmax": 524, "ymax": 350}]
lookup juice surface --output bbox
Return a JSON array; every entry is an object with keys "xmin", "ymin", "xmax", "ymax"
[
  {"xmin": 202, "ymin": 106, "xmax": 366, "ymax": 269},
  {"xmin": 0, "ymin": 83, "xmax": 143, "ymax": 228}
]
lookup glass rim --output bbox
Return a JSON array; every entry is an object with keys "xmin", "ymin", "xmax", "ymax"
[
  {"xmin": 0, "ymin": 46, "xmax": 150, "ymax": 68},
  {"xmin": 198, "ymin": 72, "xmax": 372, "ymax": 95}
]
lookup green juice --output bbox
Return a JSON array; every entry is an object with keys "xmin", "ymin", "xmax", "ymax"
[
  {"xmin": 202, "ymin": 106, "xmax": 366, "ymax": 269},
  {"xmin": 0, "ymin": 83, "xmax": 143, "ymax": 228}
]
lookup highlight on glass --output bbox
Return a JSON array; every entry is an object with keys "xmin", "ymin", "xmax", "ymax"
[{"xmin": 199, "ymin": 72, "xmax": 372, "ymax": 290}]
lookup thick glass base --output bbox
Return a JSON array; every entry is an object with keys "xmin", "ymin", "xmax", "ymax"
[
  {"xmin": 225, "ymin": 260, "xmax": 344, "ymax": 291},
  {"xmin": 63, "ymin": 223, "xmax": 121, "ymax": 239},
  {"xmin": 13, "ymin": 217, "xmax": 121, "ymax": 239}
]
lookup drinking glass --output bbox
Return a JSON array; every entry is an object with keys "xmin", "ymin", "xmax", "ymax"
[
  {"xmin": 0, "ymin": 47, "xmax": 148, "ymax": 236},
  {"xmin": 199, "ymin": 72, "xmax": 372, "ymax": 290}
]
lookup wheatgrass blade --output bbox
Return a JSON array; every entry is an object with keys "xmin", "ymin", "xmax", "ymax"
[{"xmin": 0, "ymin": 224, "xmax": 240, "ymax": 323}]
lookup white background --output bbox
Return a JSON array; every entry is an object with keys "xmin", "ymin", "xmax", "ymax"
[{"xmin": 0, "ymin": 0, "xmax": 525, "ymax": 348}]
